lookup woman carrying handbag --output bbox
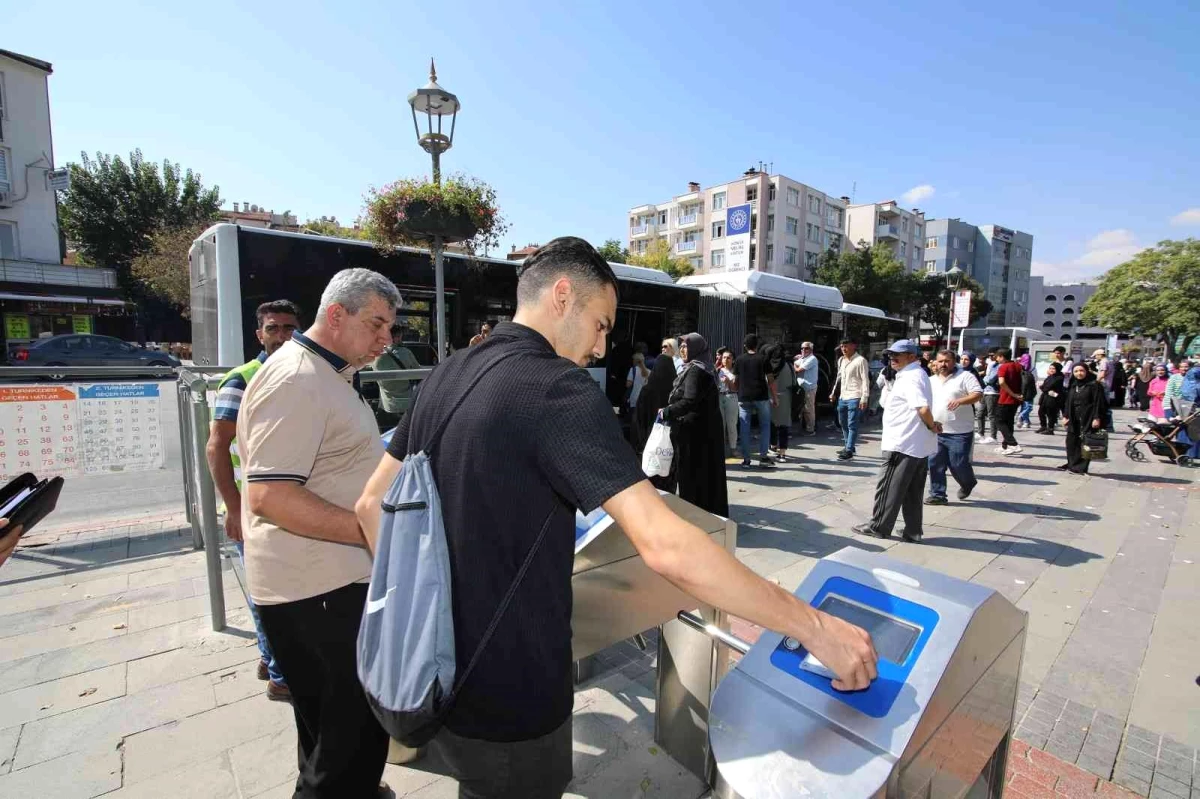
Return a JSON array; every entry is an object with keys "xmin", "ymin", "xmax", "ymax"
[{"xmin": 1061, "ymin": 362, "xmax": 1107, "ymax": 475}]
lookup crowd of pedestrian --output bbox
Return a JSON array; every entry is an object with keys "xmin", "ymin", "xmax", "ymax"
[{"xmin": 173, "ymin": 234, "xmax": 1199, "ymax": 798}]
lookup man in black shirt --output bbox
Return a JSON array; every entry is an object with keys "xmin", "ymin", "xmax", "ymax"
[
  {"xmin": 357, "ymin": 237, "xmax": 877, "ymax": 799},
  {"xmin": 734, "ymin": 334, "xmax": 778, "ymax": 467}
]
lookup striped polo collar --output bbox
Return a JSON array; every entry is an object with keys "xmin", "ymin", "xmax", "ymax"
[{"xmin": 291, "ymin": 331, "xmax": 351, "ymax": 374}]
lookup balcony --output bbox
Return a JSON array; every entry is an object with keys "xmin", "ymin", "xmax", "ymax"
[
  {"xmin": 0, "ymin": 259, "xmax": 120, "ymax": 289},
  {"xmin": 630, "ymin": 225, "xmax": 651, "ymax": 239},
  {"xmin": 877, "ymin": 202, "xmax": 901, "ymax": 218},
  {"xmin": 676, "ymin": 240, "xmax": 699, "ymax": 254},
  {"xmin": 676, "ymin": 213, "xmax": 701, "ymax": 230},
  {"xmin": 876, "ymin": 224, "xmax": 900, "ymax": 240}
]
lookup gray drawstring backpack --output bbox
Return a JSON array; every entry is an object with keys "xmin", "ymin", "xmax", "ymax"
[{"xmin": 357, "ymin": 352, "xmax": 553, "ymax": 747}]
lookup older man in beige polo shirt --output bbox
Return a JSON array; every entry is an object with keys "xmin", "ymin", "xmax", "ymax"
[{"xmin": 239, "ymin": 268, "xmax": 398, "ymax": 798}]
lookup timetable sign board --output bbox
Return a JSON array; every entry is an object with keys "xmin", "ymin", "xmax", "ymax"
[{"xmin": 0, "ymin": 383, "xmax": 165, "ymax": 480}]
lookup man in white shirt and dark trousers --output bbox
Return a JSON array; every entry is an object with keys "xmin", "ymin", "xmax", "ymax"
[
  {"xmin": 853, "ymin": 340, "xmax": 941, "ymax": 543},
  {"xmin": 925, "ymin": 350, "xmax": 983, "ymax": 506}
]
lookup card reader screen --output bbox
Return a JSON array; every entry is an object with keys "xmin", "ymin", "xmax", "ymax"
[{"xmin": 818, "ymin": 595, "xmax": 921, "ymax": 664}]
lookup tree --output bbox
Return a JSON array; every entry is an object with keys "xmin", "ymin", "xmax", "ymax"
[
  {"xmin": 596, "ymin": 239, "xmax": 629, "ymax": 264},
  {"xmin": 911, "ymin": 274, "xmax": 993, "ymax": 343},
  {"xmin": 130, "ymin": 224, "xmax": 209, "ymax": 314},
  {"xmin": 1082, "ymin": 238, "xmax": 1200, "ymax": 361},
  {"xmin": 60, "ymin": 151, "xmax": 222, "ymax": 289},
  {"xmin": 59, "ymin": 151, "xmax": 223, "ymax": 338},
  {"xmin": 810, "ymin": 242, "xmax": 914, "ymax": 316},
  {"xmin": 627, "ymin": 238, "xmax": 694, "ymax": 279},
  {"xmin": 303, "ymin": 216, "xmax": 368, "ymax": 239}
]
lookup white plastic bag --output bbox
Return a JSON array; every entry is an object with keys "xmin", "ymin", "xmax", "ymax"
[{"xmin": 641, "ymin": 421, "xmax": 674, "ymax": 477}]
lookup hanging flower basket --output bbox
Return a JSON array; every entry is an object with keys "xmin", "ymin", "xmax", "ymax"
[
  {"xmin": 364, "ymin": 174, "xmax": 507, "ymax": 257},
  {"xmin": 395, "ymin": 200, "xmax": 478, "ymax": 243}
]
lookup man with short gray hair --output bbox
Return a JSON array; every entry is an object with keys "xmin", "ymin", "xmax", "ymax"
[{"xmin": 239, "ymin": 267, "xmax": 398, "ymax": 796}]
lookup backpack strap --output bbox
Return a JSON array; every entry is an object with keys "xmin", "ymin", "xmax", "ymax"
[
  {"xmin": 407, "ymin": 350, "xmax": 523, "ymax": 457},
  {"xmin": 406, "ymin": 344, "xmax": 559, "ymax": 713},
  {"xmin": 443, "ymin": 505, "xmax": 555, "ymax": 710}
]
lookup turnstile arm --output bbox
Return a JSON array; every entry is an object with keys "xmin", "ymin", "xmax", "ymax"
[{"xmin": 676, "ymin": 611, "xmax": 751, "ymax": 655}]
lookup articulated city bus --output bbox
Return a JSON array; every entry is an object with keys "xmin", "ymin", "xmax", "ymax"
[
  {"xmin": 681, "ymin": 271, "xmax": 906, "ymax": 400},
  {"xmin": 188, "ymin": 225, "xmax": 903, "ymax": 410},
  {"xmin": 187, "ymin": 224, "xmax": 700, "ymax": 404}
]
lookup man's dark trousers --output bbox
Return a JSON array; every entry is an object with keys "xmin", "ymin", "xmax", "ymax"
[
  {"xmin": 996, "ymin": 403, "xmax": 1019, "ymax": 447},
  {"xmin": 866, "ymin": 450, "xmax": 928, "ymax": 538},
  {"xmin": 927, "ymin": 432, "xmax": 976, "ymax": 500},
  {"xmin": 256, "ymin": 582, "xmax": 389, "ymax": 798}
]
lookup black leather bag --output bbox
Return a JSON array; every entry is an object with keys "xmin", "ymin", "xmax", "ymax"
[{"xmin": 1082, "ymin": 431, "xmax": 1109, "ymax": 461}]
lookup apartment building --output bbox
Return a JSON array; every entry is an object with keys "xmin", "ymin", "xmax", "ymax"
[
  {"xmin": 844, "ymin": 201, "xmax": 926, "ymax": 273},
  {"xmin": 627, "ymin": 169, "xmax": 848, "ymax": 279},
  {"xmin": 922, "ymin": 219, "xmax": 1033, "ymax": 328},
  {"xmin": 0, "ymin": 49, "xmax": 59, "ymax": 263},
  {"xmin": 219, "ymin": 202, "xmax": 299, "ymax": 231},
  {"xmin": 1028, "ymin": 277, "xmax": 1125, "ymax": 350},
  {"xmin": 0, "ymin": 49, "xmax": 134, "ymax": 356}
]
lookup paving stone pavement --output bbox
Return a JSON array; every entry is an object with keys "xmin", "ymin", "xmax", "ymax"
[{"xmin": 0, "ymin": 406, "xmax": 1195, "ymax": 797}]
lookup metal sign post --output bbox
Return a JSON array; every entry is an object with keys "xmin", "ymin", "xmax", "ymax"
[{"xmin": 185, "ymin": 373, "xmax": 225, "ymax": 632}]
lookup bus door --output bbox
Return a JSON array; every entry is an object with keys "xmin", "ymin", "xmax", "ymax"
[
  {"xmin": 393, "ymin": 288, "xmax": 457, "ymax": 366},
  {"xmin": 599, "ymin": 305, "xmax": 666, "ymax": 408},
  {"xmin": 811, "ymin": 325, "xmax": 840, "ymax": 402}
]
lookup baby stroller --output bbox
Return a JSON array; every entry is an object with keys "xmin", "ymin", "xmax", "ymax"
[{"xmin": 1124, "ymin": 407, "xmax": 1200, "ymax": 466}]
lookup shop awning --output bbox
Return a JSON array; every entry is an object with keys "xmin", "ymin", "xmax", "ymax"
[{"xmin": 0, "ymin": 292, "xmax": 130, "ymax": 306}]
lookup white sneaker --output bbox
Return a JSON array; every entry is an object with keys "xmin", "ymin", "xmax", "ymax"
[
  {"xmin": 993, "ymin": 446, "xmax": 1007, "ymax": 454},
  {"xmin": 978, "ymin": 436, "xmax": 995, "ymax": 444},
  {"xmin": 1002, "ymin": 446, "xmax": 1024, "ymax": 456}
]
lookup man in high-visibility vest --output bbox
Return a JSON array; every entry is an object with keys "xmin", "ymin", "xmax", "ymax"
[{"xmin": 206, "ymin": 299, "xmax": 300, "ymax": 701}]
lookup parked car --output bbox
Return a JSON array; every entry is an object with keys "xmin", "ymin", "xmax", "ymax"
[{"xmin": 10, "ymin": 335, "xmax": 181, "ymax": 376}]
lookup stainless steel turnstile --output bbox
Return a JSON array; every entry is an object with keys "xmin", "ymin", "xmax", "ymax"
[
  {"xmin": 703, "ymin": 547, "xmax": 1027, "ymax": 799},
  {"xmin": 572, "ymin": 493, "xmax": 735, "ymax": 660},
  {"xmin": 572, "ymin": 494, "xmax": 739, "ymax": 780}
]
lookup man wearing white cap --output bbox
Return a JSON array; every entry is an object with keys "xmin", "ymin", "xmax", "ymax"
[
  {"xmin": 853, "ymin": 340, "xmax": 940, "ymax": 543},
  {"xmin": 793, "ymin": 342, "xmax": 819, "ymax": 436}
]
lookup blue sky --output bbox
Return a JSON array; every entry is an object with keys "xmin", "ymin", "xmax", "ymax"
[{"xmin": 8, "ymin": 0, "xmax": 1199, "ymax": 282}]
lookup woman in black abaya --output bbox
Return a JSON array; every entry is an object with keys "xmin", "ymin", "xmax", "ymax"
[
  {"xmin": 1062, "ymin": 362, "xmax": 1107, "ymax": 474},
  {"xmin": 660, "ymin": 333, "xmax": 728, "ymax": 516}
]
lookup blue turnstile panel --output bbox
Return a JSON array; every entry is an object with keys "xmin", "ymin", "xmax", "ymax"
[{"xmin": 769, "ymin": 576, "xmax": 940, "ymax": 718}]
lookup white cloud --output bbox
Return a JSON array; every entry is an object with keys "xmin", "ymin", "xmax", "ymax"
[
  {"xmin": 901, "ymin": 184, "xmax": 935, "ymax": 206},
  {"xmin": 1033, "ymin": 229, "xmax": 1143, "ymax": 282},
  {"xmin": 1086, "ymin": 229, "xmax": 1135, "ymax": 250},
  {"xmin": 1170, "ymin": 208, "xmax": 1200, "ymax": 226}
]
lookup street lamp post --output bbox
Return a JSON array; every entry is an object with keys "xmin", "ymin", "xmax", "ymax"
[
  {"xmin": 944, "ymin": 266, "xmax": 964, "ymax": 351},
  {"xmin": 408, "ymin": 59, "xmax": 460, "ymax": 363}
]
